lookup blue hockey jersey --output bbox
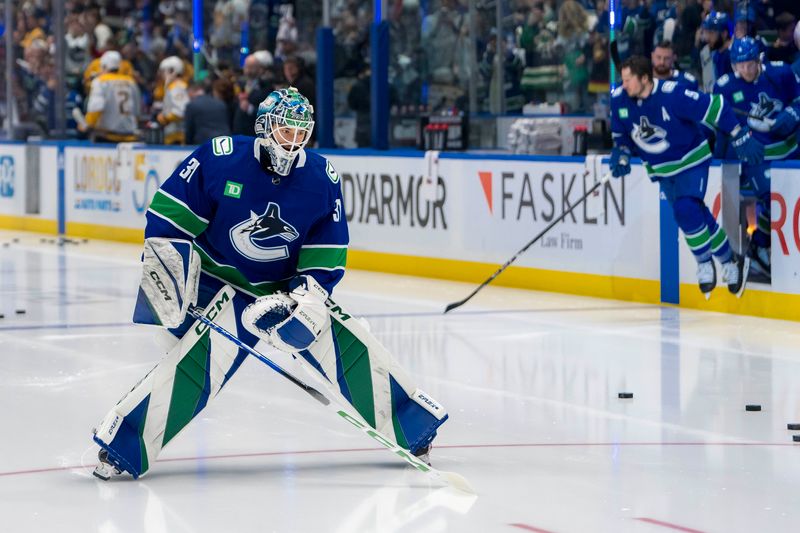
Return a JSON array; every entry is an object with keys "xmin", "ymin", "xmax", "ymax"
[
  {"xmin": 145, "ymin": 135, "xmax": 349, "ymax": 296},
  {"xmin": 713, "ymin": 61, "xmax": 800, "ymax": 159},
  {"xmin": 667, "ymin": 69, "xmax": 699, "ymax": 90},
  {"xmin": 611, "ymin": 79, "xmax": 740, "ymax": 178}
]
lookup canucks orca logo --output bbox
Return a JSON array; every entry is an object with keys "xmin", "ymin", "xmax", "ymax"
[
  {"xmin": 229, "ymin": 202, "xmax": 299, "ymax": 262},
  {"xmin": 632, "ymin": 116, "xmax": 670, "ymax": 154},
  {"xmin": 747, "ymin": 92, "xmax": 783, "ymax": 132}
]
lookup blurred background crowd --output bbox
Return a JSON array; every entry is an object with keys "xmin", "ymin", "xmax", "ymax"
[{"xmin": 1, "ymin": 0, "xmax": 799, "ymax": 148}]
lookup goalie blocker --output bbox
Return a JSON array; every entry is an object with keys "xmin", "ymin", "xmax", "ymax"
[{"xmin": 94, "ymin": 280, "xmax": 447, "ymax": 478}]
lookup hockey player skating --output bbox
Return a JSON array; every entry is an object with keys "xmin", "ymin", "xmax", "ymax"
[
  {"xmin": 713, "ymin": 37, "xmax": 800, "ymax": 278},
  {"xmin": 92, "ymin": 87, "xmax": 447, "ymax": 480},
  {"xmin": 610, "ymin": 56, "xmax": 762, "ymax": 298}
]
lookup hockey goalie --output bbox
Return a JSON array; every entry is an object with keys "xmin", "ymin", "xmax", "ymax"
[{"xmin": 91, "ymin": 87, "xmax": 448, "ymax": 480}]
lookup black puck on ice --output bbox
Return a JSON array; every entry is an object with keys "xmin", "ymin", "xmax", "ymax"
[
  {"xmin": 618, "ymin": 392, "xmax": 634, "ymax": 399},
  {"xmin": 745, "ymin": 404, "xmax": 762, "ymax": 411},
  {"xmin": 0, "ymin": 314, "xmax": 4, "ymax": 319},
  {"xmin": 794, "ymin": 435, "xmax": 800, "ymax": 442},
  {"xmin": 788, "ymin": 423, "xmax": 800, "ymax": 430},
  {"xmin": 12, "ymin": 238, "xmax": 18, "ymax": 243},
  {"xmin": 15, "ymin": 309, "xmax": 25, "ymax": 315}
]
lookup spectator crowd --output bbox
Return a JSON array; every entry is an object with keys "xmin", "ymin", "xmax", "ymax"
[{"xmin": 2, "ymin": 0, "xmax": 799, "ymax": 146}]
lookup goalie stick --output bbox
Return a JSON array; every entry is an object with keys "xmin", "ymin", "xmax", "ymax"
[
  {"xmin": 187, "ymin": 305, "xmax": 474, "ymax": 494},
  {"xmin": 444, "ymin": 173, "xmax": 612, "ymax": 313},
  {"xmin": 187, "ymin": 306, "xmax": 329, "ymax": 406}
]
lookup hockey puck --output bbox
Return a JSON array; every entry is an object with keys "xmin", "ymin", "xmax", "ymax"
[
  {"xmin": 788, "ymin": 423, "xmax": 800, "ymax": 431},
  {"xmin": 12, "ymin": 238, "xmax": 19, "ymax": 243},
  {"xmin": 745, "ymin": 404, "xmax": 762, "ymax": 411},
  {"xmin": 82, "ymin": 238, "xmax": 89, "ymax": 243},
  {"xmin": 2, "ymin": 243, "xmax": 8, "ymax": 247},
  {"xmin": 794, "ymin": 435, "xmax": 800, "ymax": 443},
  {"xmin": 618, "ymin": 392, "xmax": 634, "ymax": 399},
  {"xmin": 0, "ymin": 314, "xmax": 4, "ymax": 319},
  {"xmin": 15, "ymin": 309, "xmax": 25, "ymax": 315}
]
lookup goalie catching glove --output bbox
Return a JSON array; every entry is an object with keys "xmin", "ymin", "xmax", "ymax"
[
  {"xmin": 242, "ymin": 275, "xmax": 330, "ymax": 352},
  {"xmin": 132, "ymin": 238, "xmax": 201, "ymax": 328}
]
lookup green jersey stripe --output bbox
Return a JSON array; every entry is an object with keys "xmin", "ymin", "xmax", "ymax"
[
  {"xmin": 765, "ymin": 137, "xmax": 798, "ymax": 160},
  {"xmin": 149, "ymin": 190, "xmax": 209, "ymax": 237},
  {"xmin": 297, "ymin": 246, "xmax": 347, "ymax": 271},
  {"xmin": 644, "ymin": 142, "xmax": 711, "ymax": 178},
  {"xmin": 702, "ymin": 94, "xmax": 723, "ymax": 127}
]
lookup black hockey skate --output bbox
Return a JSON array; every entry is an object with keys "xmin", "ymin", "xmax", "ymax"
[
  {"xmin": 93, "ymin": 449, "xmax": 123, "ymax": 481},
  {"xmin": 746, "ymin": 240, "xmax": 770, "ymax": 282},
  {"xmin": 722, "ymin": 253, "xmax": 750, "ymax": 298},
  {"xmin": 413, "ymin": 444, "xmax": 432, "ymax": 466}
]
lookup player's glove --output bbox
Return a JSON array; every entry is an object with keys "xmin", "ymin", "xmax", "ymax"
[
  {"xmin": 731, "ymin": 125, "xmax": 764, "ymax": 166},
  {"xmin": 242, "ymin": 275, "xmax": 329, "ymax": 353},
  {"xmin": 609, "ymin": 145, "xmax": 631, "ymax": 178},
  {"xmin": 770, "ymin": 106, "xmax": 800, "ymax": 137}
]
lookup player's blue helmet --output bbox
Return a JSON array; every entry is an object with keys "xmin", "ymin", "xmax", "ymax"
[
  {"xmin": 255, "ymin": 87, "xmax": 315, "ymax": 176},
  {"xmin": 702, "ymin": 11, "xmax": 730, "ymax": 34},
  {"xmin": 734, "ymin": 4, "xmax": 756, "ymax": 24},
  {"xmin": 730, "ymin": 37, "xmax": 760, "ymax": 64}
]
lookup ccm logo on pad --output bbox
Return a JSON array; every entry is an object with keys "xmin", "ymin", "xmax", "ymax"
[
  {"xmin": 149, "ymin": 271, "xmax": 173, "ymax": 301},
  {"xmin": 414, "ymin": 389, "xmax": 445, "ymax": 419}
]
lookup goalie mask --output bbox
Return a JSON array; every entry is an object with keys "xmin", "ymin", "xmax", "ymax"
[{"xmin": 255, "ymin": 87, "xmax": 314, "ymax": 176}]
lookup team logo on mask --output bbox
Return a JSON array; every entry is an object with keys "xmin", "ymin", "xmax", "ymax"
[
  {"xmin": 229, "ymin": 202, "xmax": 299, "ymax": 262},
  {"xmin": 632, "ymin": 116, "xmax": 670, "ymax": 154}
]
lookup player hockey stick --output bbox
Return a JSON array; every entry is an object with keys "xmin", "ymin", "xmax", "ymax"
[
  {"xmin": 188, "ymin": 306, "xmax": 474, "ymax": 493},
  {"xmin": 444, "ymin": 173, "xmax": 612, "ymax": 313},
  {"xmin": 187, "ymin": 306, "xmax": 330, "ymax": 406}
]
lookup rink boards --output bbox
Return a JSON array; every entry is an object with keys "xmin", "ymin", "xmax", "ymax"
[{"xmin": 1, "ymin": 140, "xmax": 799, "ymax": 321}]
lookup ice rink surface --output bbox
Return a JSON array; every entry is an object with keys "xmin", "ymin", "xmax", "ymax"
[{"xmin": 1, "ymin": 229, "xmax": 800, "ymax": 533}]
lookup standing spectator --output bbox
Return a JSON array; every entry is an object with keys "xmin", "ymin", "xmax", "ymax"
[
  {"xmin": 555, "ymin": 0, "xmax": 592, "ymax": 113},
  {"xmin": 183, "ymin": 81, "xmax": 231, "ymax": 145},
  {"xmin": 282, "ymin": 56, "xmax": 316, "ymax": 111},
  {"xmin": 80, "ymin": 51, "xmax": 142, "ymax": 143},
  {"xmin": 232, "ymin": 51, "xmax": 274, "ymax": 135},
  {"xmin": 156, "ymin": 56, "xmax": 189, "ymax": 144},
  {"xmin": 767, "ymin": 13, "xmax": 798, "ymax": 64}
]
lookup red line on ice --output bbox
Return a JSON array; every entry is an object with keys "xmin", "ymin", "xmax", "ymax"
[
  {"xmin": 0, "ymin": 441, "xmax": 793, "ymax": 478},
  {"xmin": 634, "ymin": 516, "xmax": 707, "ymax": 533},
  {"xmin": 509, "ymin": 523, "xmax": 558, "ymax": 533}
]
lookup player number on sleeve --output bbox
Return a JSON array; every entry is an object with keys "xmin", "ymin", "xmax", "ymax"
[
  {"xmin": 179, "ymin": 157, "xmax": 200, "ymax": 183},
  {"xmin": 333, "ymin": 199, "xmax": 341, "ymax": 222}
]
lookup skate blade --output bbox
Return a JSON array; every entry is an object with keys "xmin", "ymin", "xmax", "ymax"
[
  {"xmin": 735, "ymin": 257, "xmax": 751, "ymax": 298},
  {"xmin": 92, "ymin": 466, "xmax": 111, "ymax": 481},
  {"xmin": 703, "ymin": 292, "xmax": 711, "ymax": 301}
]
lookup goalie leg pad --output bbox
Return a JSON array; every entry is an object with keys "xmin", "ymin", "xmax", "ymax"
[
  {"xmin": 298, "ymin": 299, "xmax": 449, "ymax": 454},
  {"xmin": 95, "ymin": 283, "xmax": 256, "ymax": 478}
]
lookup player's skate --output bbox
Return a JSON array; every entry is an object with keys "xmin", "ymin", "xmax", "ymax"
[
  {"xmin": 696, "ymin": 260, "xmax": 716, "ymax": 300},
  {"xmin": 413, "ymin": 443, "xmax": 433, "ymax": 466},
  {"xmin": 93, "ymin": 449, "xmax": 123, "ymax": 481},
  {"xmin": 722, "ymin": 253, "xmax": 750, "ymax": 298},
  {"xmin": 746, "ymin": 241, "xmax": 770, "ymax": 280}
]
